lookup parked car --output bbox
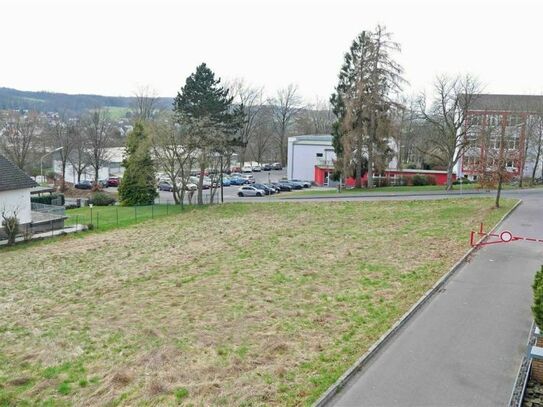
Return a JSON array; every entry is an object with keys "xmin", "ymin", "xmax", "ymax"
[
  {"xmin": 107, "ymin": 177, "xmax": 121, "ymax": 187},
  {"xmin": 75, "ymin": 180, "xmax": 93, "ymax": 190},
  {"xmin": 290, "ymin": 179, "xmax": 311, "ymax": 188},
  {"xmin": 271, "ymin": 162, "xmax": 282, "ymax": 170},
  {"xmin": 265, "ymin": 183, "xmax": 280, "ymax": 193},
  {"xmin": 230, "ymin": 166, "xmax": 241, "ymax": 173},
  {"xmin": 252, "ymin": 165, "xmax": 262, "ymax": 172},
  {"xmin": 238, "ymin": 186, "xmax": 266, "ymax": 197},
  {"xmin": 278, "ymin": 180, "xmax": 302, "ymax": 190},
  {"xmin": 98, "ymin": 179, "xmax": 108, "ymax": 188},
  {"xmin": 242, "ymin": 165, "xmax": 253, "ymax": 173},
  {"xmin": 189, "ymin": 176, "xmax": 211, "ymax": 189},
  {"xmin": 221, "ymin": 176, "xmax": 231, "ymax": 187},
  {"xmin": 272, "ymin": 182, "xmax": 291, "ymax": 191},
  {"xmin": 241, "ymin": 174, "xmax": 255, "ymax": 184},
  {"xmin": 262, "ymin": 163, "xmax": 272, "ymax": 171},
  {"xmin": 158, "ymin": 182, "xmax": 174, "ymax": 192},
  {"xmin": 184, "ymin": 182, "xmax": 197, "ymax": 191},
  {"xmin": 253, "ymin": 183, "xmax": 272, "ymax": 195},
  {"xmin": 230, "ymin": 172, "xmax": 242, "ymax": 178},
  {"xmin": 230, "ymin": 176, "xmax": 248, "ymax": 185},
  {"xmin": 286, "ymin": 179, "xmax": 306, "ymax": 189}
]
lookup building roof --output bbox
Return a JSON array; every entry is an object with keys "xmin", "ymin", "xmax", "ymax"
[
  {"xmin": 0, "ymin": 153, "xmax": 38, "ymax": 192},
  {"xmin": 470, "ymin": 94, "xmax": 543, "ymax": 113},
  {"xmin": 289, "ymin": 134, "xmax": 333, "ymax": 146}
]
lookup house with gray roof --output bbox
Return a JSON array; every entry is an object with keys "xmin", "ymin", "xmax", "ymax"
[{"xmin": 0, "ymin": 153, "xmax": 37, "ymax": 228}]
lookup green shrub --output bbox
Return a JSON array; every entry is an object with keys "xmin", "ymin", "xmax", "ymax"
[
  {"xmin": 90, "ymin": 192, "xmax": 116, "ymax": 206},
  {"xmin": 426, "ymin": 175, "xmax": 437, "ymax": 185},
  {"xmin": 532, "ymin": 265, "xmax": 543, "ymax": 328},
  {"xmin": 412, "ymin": 174, "xmax": 428, "ymax": 186},
  {"xmin": 31, "ymin": 193, "xmax": 65, "ymax": 206}
]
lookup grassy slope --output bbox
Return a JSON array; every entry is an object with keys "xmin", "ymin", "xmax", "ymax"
[{"xmin": 0, "ymin": 199, "xmax": 514, "ymax": 406}]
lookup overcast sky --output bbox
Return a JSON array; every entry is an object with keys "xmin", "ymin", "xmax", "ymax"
[{"xmin": 2, "ymin": 0, "xmax": 542, "ymax": 103}]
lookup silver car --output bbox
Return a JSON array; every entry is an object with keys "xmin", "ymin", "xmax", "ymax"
[{"xmin": 238, "ymin": 186, "xmax": 266, "ymax": 197}]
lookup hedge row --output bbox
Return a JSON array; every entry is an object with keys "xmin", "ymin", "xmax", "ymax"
[{"xmin": 30, "ymin": 193, "xmax": 65, "ymax": 206}]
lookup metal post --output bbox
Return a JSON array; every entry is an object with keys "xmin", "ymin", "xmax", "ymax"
[
  {"xmin": 135, "ymin": 206, "xmax": 137, "ymax": 223},
  {"xmin": 51, "ymin": 220, "xmax": 54, "ymax": 237},
  {"xmin": 116, "ymin": 207, "xmax": 119, "ymax": 226},
  {"xmin": 96, "ymin": 212, "xmax": 99, "ymax": 229},
  {"xmin": 166, "ymin": 201, "xmax": 169, "ymax": 215},
  {"xmin": 76, "ymin": 215, "xmax": 79, "ymax": 232},
  {"xmin": 90, "ymin": 207, "xmax": 93, "ymax": 226},
  {"xmin": 152, "ymin": 205, "xmax": 154, "ymax": 219}
]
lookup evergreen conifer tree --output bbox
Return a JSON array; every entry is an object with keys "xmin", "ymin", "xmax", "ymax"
[{"xmin": 118, "ymin": 121, "xmax": 157, "ymax": 206}]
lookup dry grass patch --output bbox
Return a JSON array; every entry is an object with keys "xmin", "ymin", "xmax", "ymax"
[{"xmin": 0, "ymin": 199, "xmax": 514, "ymax": 405}]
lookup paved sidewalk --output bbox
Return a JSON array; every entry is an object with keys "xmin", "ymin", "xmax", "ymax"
[{"xmin": 329, "ymin": 196, "xmax": 543, "ymax": 406}]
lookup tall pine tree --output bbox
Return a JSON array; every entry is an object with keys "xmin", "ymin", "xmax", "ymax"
[
  {"xmin": 118, "ymin": 121, "xmax": 157, "ymax": 206},
  {"xmin": 173, "ymin": 63, "xmax": 244, "ymax": 205}
]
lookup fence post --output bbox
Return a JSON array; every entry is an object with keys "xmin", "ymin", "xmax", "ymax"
[
  {"xmin": 166, "ymin": 201, "xmax": 169, "ymax": 215},
  {"xmin": 96, "ymin": 212, "xmax": 99, "ymax": 229},
  {"xmin": 76, "ymin": 215, "xmax": 79, "ymax": 232},
  {"xmin": 116, "ymin": 207, "xmax": 119, "ymax": 226},
  {"xmin": 135, "ymin": 206, "xmax": 137, "ymax": 223},
  {"xmin": 152, "ymin": 204, "xmax": 154, "ymax": 219},
  {"xmin": 51, "ymin": 219, "xmax": 54, "ymax": 237},
  {"xmin": 90, "ymin": 207, "xmax": 93, "ymax": 226}
]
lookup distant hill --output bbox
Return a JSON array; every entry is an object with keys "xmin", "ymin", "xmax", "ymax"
[{"xmin": 0, "ymin": 87, "xmax": 173, "ymax": 114}]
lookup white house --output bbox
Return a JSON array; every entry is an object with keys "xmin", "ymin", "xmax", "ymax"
[
  {"xmin": 0, "ymin": 153, "xmax": 37, "ymax": 227},
  {"xmin": 287, "ymin": 135, "xmax": 336, "ymax": 180}
]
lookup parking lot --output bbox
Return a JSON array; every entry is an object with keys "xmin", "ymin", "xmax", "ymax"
[{"xmin": 106, "ymin": 169, "xmax": 290, "ymax": 204}]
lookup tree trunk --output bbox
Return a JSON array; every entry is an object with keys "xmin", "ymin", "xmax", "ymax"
[
  {"xmin": 61, "ymin": 161, "xmax": 67, "ymax": 192},
  {"xmin": 532, "ymin": 131, "xmax": 542, "ymax": 184},
  {"xmin": 520, "ymin": 135, "xmax": 530, "ymax": 187},
  {"xmin": 197, "ymin": 158, "xmax": 205, "ymax": 205},
  {"xmin": 367, "ymin": 140, "xmax": 374, "ymax": 189},
  {"xmin": 496, "ymin": 173, "xmax": 503, "ymax": 208},
  {"xmin": 446, "ymin": 160, "xmax": 454, "ymax": 191},
  {"xmin": 355, "ymin": 135, "xmax": 363, "ymax": 188}
]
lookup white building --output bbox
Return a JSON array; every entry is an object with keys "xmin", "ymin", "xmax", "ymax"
[
  {"xmin": 287, "ymin": 135, "xmax": 336, "ymax": 180},
  {"xmin": 0, "ymin": 153, "xmax": 37, "ymax": 227},
  {"xmin": 53, "ymin": 147, "xmax": 126, "ymax": 184}
]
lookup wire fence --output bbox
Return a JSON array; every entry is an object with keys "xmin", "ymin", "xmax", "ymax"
[{"xmin": 65, "ymin": 202, "xmax": 189, "ymax": 231}]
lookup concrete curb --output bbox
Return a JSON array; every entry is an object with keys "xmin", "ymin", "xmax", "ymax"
[{"xmin": 312, "ymin": 199, "xmax": 523, "ymax": 407}]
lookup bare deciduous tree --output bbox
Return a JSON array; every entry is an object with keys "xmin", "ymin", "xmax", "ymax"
[
  {"xmin": 226, "ymin": 79, "xmax": 264, "ymax": 166},
  {"xmin": 296, "ymin": 98, "xmax": 334, "ymax": 135},
  {"xmin": 48, "ymin": 114, "xmax": 75, "ymax": 191},
  {"xmin": 84, "ymin": 109, "xmax": 112, "ymax": 183},
  {"xmin": 150, "ymin": 114, "xmax": 197, "ymax": 205},
  {"xmin": 132, "ymin": 85, "xmax": 159, "ymax": 122},
  {"xmin": 418, "ymin": 74, "xmax": 482, "ymax": 190},
  {"xmin": 0, "ymin": 111, "xmax": 41, "ymax": 170},
  {"xmin": 270, "ymin": 84, "xmax": 302, "ymax": 166},
  {"xmin": 68, "ymin": 119, "xmax": 89, "ymax": 184}
]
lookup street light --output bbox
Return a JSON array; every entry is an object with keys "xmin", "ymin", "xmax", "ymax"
[{"xmin": 40, "ymin": 147, "xmax": 63, "ymax": 181}]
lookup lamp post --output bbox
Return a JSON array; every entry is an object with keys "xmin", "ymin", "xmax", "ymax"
[{"xmin": 40, "ymin": 147, "xmax": 63, "ymax": 181}]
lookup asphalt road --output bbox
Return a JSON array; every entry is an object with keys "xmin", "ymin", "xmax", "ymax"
[{"xmin": 327, "ymin": 190, "xmax": 543, "ymax": 406}]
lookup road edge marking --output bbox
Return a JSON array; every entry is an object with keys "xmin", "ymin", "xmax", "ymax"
[{"xmin": 312, "ymin": 199, "xmax": 523, "ymax": 407}]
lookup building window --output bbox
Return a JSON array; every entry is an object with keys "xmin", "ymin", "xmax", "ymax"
[
  {"xmin": 507, "ymin": 114, "xmax": 522, "ymax": 127},
  {"xmin": 467, "ymin": 114, "xmax": 482, "ymax": 126},
  {"xmin": 487, "ymin": 114, "xmax": 502, "ymax": 127}
]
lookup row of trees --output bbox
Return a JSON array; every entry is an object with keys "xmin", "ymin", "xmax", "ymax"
[{"xmin": 330, "ymin": 25, "xmax": 543, "ymax": 197}]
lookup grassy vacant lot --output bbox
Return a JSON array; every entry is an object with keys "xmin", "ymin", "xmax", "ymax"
[{"xmin": 0, "ymin": 198, "xmax": 514, "ymax": 406}]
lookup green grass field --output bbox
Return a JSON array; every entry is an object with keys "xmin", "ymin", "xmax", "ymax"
[
  {"xmin": 0, "ymin": 199, "xmax": 515, "ymax": 405},
  {"xmin": 65, "ymin": 204, "xmax": 185, "ymax": 231}
]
